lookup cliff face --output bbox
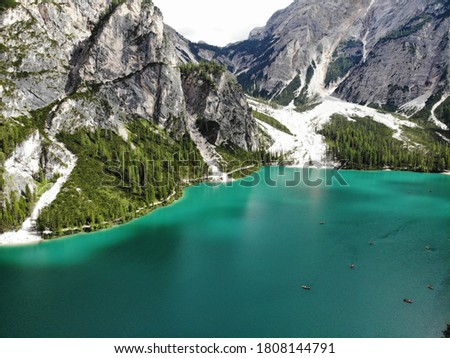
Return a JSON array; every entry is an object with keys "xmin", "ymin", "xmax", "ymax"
[
  {"xmin": 335, "ymin": 0, "xmax": 449, "ymax": 109},
  {"xmin": 0, "ymin": 0, "xmax": 261, "ymax": 238},
  {"xmin": 0, "ymin": 0, "xmax": 261, "ymax": 166},
  {"xmin": 181, "ymin": 68, "xmax": 258, "ymax": 152},
  {"xmin": 1, "ymin": 1, "xmax": 180, "ymax": 135},
  {"xmin": 224, "ymin": 0, "xmax": 369, "ymax": 101},
  {"xmin": 184, "ymin": 0, "xmax": 449, "ymax": 111},
  {"xmin": 1, "ymin": 0, "xmax": 110, "ymax": 117},
  {"xmin": 1, "ymin": 0, "xmax": 259, "ymax": 145}
]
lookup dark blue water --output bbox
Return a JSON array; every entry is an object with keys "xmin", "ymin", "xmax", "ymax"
[{"xmin": 0, "ymin": 168, "xmax": 449, "ymax": 337}]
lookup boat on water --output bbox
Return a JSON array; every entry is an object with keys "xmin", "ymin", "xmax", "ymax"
[
  {"xmin": 350, "ymin": 264, "xmax": 356, "ymax": 269},
  {"xmin": 403, "ymin": 299, "xmax": 413, "ymax": 304},
  {"xmin": 428, "ymin": 284, "xmax": 434, "ymax": 290},
  {"xmin": 302, "ymin": 285, "xmax": 311, "ymax": 290},
  {"xmin": 319, "ymin": 221, "xmax": 326, "ymax": 225}
]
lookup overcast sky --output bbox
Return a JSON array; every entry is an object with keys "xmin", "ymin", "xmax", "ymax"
[{"xmin": 153, "ymin": 0, "xmax": 293, "ymax": 47}]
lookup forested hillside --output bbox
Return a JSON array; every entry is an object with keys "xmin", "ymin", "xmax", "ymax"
[{"xmin": 320, "ymin": 114, "xmax": 450, "ymax": 172}]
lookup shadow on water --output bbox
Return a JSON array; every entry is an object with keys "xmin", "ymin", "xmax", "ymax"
[
  {"xmin": 0, "ymin": 221, "xmax": 183, "ymax": 268},
  {"xmin": 0, "ymin": 224, "xmax": 187, "ymax": 337}
]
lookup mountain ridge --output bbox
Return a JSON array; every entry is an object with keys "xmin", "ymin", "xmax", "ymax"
[
  {"xmin": 0, "ymin": 0, "xmax": 263, "ymax": 240},
  {"xmin": 1, "ymin": 0, "xmax": 449, "ymax": 243},
  {"xmin": 176, "ymin": 0, "xmax": 449, "ymax": 117}
]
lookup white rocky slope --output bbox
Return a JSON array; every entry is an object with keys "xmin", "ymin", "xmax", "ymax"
[
  {"xmin": 429, "ymin": 93, "xmax": 450, "ymax": 131},
  {"xmin": 3, "ymin": 131, "xmax": 42, "ymax": 198},
  {"xmin": 185, "ymin": 113, "xmax": 222, "ymax": 168},
  {"xmin": 249, "ymin": 97, "xmax": 419, "ymax": 166},
  {"xmin": 0, "ymin": 0, "xmax": 111, "ymax": 117},
  {"xmin": 0, "ymin": 134, "xmax": 77, "ymax": 245}
]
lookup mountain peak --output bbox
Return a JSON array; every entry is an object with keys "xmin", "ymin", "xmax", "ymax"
[{"xmin": 205, "ymin": 0, "xmax": 449, "ymax": 111}]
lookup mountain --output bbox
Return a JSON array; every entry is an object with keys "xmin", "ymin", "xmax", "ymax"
[
  {"xmin": 0, "ymin": 0, "xmax": 259, "ymax": 149},
  {"xmin": 0, "ymin": 0, "xmax": 262, "ymax": 239},
  {"xmin": 1, "ymin": 0, "xmax": 449, "ymax": 243},
  {"xmin": 179, "ymin": 0, "xmax": 449, "ymax": 120},
  {"xmin": 167, "ymin": 0, "xmax": 449, "ymax": 170}
]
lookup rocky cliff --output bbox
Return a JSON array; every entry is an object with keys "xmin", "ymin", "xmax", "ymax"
[
  {"xmin": 0, "ymin": 0, "xmax": 261, "ymax": 238},
  {"xmin": 335, "ymin": 0, "xmax": 449, "ymax": 110},
  {"xmin": 180, "ymin": 0, "xmax": 449, "ymax": 113},
  {"xmin": 180, "ymin": 63, "xmax": 258, "ymax": 151},
  {"xmin": 1, "ymin": 0, "xmax": 259, "ymax": 150}
]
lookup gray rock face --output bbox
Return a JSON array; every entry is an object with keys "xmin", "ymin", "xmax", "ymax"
[
  {"xmin": 1, "ymin": 0, "xmax": 111, "ymax": 116},
  {"xmin": 1, "ymin": 0, "xmax": 260, "ymax": 148},
  {"xmin": 184, "ymin": 0, "xmax": 448, "ymax": 109},
  {"xmin": 182, "ymin": 70, "xmax": 259, "ymax": 151},
  {"xmin": 335, "ymin": 0, "xmax": 450, "ymax": 109}
]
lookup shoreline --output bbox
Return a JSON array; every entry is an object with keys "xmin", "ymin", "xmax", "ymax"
[
  {"xmin": 0, "ymin": 166, "xmax": 251, "ymax": 248},
  {"xmin": 0, "ymin": 137, "xmax": 77, "ymax": 247},
  {"xmin": 284, "ymin": 164, "xmax": 450, "ymax": 175},
  {"xmin": 0, "ymin": 230, "xmax": 43, "ymax": 246},
  {"xmin": 0, "ymin": 178, "xmax": 213, "ymax": 247},
  {"xmin": 0, "ymin": 189, "xmax": 182, "ymax": 248},
  {"xmin": 1, "ymin": 166, "xmax": 449, "ymax": 247}
]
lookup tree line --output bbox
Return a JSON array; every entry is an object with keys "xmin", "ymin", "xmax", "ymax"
[
  {"xmin": 319, "ymin": 114, "xmax": 450, "ymax": 172},
  {"xmin": 35, "ymin": 120, "xmax": 209, "ymax": 236},
  {"xmin": 0, "ymin": 117, "xmax": 38, "ymax": 233}
]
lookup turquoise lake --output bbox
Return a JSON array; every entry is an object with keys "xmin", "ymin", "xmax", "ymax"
[{"xmin": 0, "ymin": 168, "xmax": 449, "ymax": 338}]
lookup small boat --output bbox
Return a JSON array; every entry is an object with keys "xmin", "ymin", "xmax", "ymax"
[
  {"xmin": 302, "ymin": 285, "xmax": 311, "ymax": 290},
  {"xmin": 403, "ymin": 299, "xmax": 413, "ymax": 304},
  {"xmin": 320, "ymin": 221, "xmax": 326, "ymax": 225},
  {"xmin": 350, "ymin": 264, "xmax": 356, "ymax": 269},
  {"xmin": 428, "ymin": 284, "xmax": 434, "ymax": 290},
  {"xmin": 425, "ymin": 245, "xmax": 430, "ymax": 251}
]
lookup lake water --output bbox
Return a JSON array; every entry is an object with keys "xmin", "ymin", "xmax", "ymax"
[{"xmin": 0, "ymin": 168, "xmax": 449, "ymax": 338}]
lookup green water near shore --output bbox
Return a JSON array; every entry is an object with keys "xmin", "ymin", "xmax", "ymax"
[{"xmin": 0, "ymin": 168, "xmax": 449, "ymax": 337}]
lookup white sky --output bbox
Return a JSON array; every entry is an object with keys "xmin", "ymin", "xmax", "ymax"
[{"xmin": 153, "ymin": 0, "xmax": 293, "ymax": 47}]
